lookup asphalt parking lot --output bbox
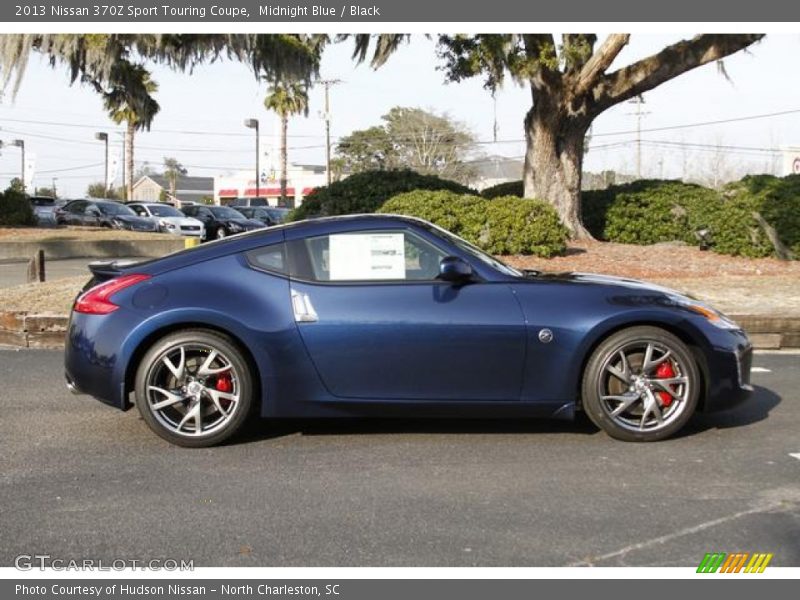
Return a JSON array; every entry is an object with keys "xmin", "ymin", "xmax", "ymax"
[{"xmin": 0, "ymin": 350, "xmax": 797, "ymax": 567}]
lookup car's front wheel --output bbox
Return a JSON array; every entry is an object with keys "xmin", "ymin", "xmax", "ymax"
[
  {"xmin": 581, "ymin": 326, "xmax": 700, "ymax": 442},
  {"xmin": 215, "ymin": 228, "xmax": 227, "ymax": 239},
  {"xmin": 134, "ymin": 330, "xmax": 254, "ymax": 447}
]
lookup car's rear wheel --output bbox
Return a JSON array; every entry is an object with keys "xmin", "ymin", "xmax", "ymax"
[
  {"xmin": 581, "ymin": 326, "xmax": 700, "ymax": 442},
  {"xmin": 134, "ymin": 330, "xmax": 254, "ymax": 447}
]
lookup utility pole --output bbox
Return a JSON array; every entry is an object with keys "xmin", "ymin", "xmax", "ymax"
[
  {"xmin": 320, "ymin": 79, "xmax": 342, "ymax": 186},
  {"xmin": 244, "ymin": 119, "xmax": 260, "ymax": 197},
  {"xmin": 627, "ymin": 96, "xmax": 650, "ymax": 178},
  {"xmin": 492, "ymin": 92, "xmax": 498, "ymax": 143},
  {"xmin": 95, "ymin": 132, "xmax": 109, "ymax": 195},
  {"xmin": 11, "ymin": 139, "xmax": 25, "ymax": 192}
]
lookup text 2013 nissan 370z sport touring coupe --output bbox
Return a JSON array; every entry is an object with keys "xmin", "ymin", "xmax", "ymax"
[{"xmin": 64, "ymin": 215, "xmax": 753, "ymax": 447}]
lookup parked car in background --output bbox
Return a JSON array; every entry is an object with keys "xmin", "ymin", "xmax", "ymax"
[
  {"xmin": 29, "ymin": 196, "xmax": 63, "ymax": 226},
  {"xmin": 126, "ymin": 202, "xmax": 205, "ymax": 237},
  {"xmin": 55, "ymin": 199, "xmax": 159, "ymax": 232},
  {"xmin": 65, "ymin": 214, "xmax": 752, "ymax": 447},
  {"xmin": 229, "ymin": 197, "xmax": 269, "ymax": 208},
  {"xmin": 180, "ymin": 204, "xmax": 265, "ymax": 240},
  {"xmin": 233, "ymin": 206, "xmax": 290, "ymax": 226}
]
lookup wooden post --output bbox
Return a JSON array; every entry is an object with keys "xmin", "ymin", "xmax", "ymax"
[{"xmin": 26, "ymin": 250, "xmax": 46, "ymax": 283}]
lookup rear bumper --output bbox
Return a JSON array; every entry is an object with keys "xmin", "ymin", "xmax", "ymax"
[{"xmin": 64, "ymin": 313, "xmax": 130, "ymax": 410}]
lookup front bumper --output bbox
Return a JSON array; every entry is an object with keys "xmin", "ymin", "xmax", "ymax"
[{"xmin": 700, "ymin": 331, "xmax": 753, "ymax": 413}]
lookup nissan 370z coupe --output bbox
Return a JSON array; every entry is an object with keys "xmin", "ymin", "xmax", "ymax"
[{"xmin": 65, "ymin": 215, "xmax": 753, "ymax": 447}]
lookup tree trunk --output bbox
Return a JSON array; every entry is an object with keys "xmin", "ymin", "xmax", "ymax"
[
  {"xmin": 522, "ymin": 100, "xmax": 592, "ymax": 239},
  {"xmin": 280, "ymin": 114, "xmax": 289, "ymax": 208},
  {"xmin": 126, "ymin": 122, "xmax": 135, "ymax": 201}
]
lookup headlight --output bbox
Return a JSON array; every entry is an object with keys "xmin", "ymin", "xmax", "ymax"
[{"xmin": 682, "ymin": 302, "xmax": 739, "ymax": 330}]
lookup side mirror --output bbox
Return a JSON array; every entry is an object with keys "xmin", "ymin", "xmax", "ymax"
[{"xmin": 438, "ymin": 256, "xmax": 473, "ymax": 282}]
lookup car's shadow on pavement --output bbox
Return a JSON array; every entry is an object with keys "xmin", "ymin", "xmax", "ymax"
[
  {"xmin": 234, "ymin": 414, "xmax": 600, "ymax": 445},
  {"xmin": 679, "ymin": 384, "xmax": 781, "ymax": 437},
  {"xmin": 231, "ymin": 385, "xmax": 781, "ymax": 446}
]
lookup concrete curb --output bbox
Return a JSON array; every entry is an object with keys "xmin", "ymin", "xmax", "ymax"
[
  {"xmin": 0, "ymin": 238, "xmax": 186, "ymax": 263},
  {"xmin": 1, "ymin": 311, "xmax": 799, "ymax": 351},
  {"xmin": 0, "ymin": 312, "xmax": 69, "ymax": 349}
]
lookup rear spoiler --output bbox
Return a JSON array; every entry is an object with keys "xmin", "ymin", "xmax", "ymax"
[{"xmin": 87, "ymin": 259, "xmax": 144, "ymax": 284}]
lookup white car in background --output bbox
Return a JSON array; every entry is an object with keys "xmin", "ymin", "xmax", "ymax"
[{"xmin": 126, "ymin": 202, "xmax": 205, "ymax": 238}]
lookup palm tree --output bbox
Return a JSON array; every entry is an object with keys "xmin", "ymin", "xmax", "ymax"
[
  {"xmin": 264, "ymin": 80, "xmax": 309, "ymax": 207},
  {"xmin": 98, "ymin": 62, "xmax": 160, "ymax": 200},
  {"xmin": 163, "ymin": 157, "xmax": 187, "ymax": 200}
]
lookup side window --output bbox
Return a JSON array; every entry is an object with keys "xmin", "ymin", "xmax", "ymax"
[
  {"xmin": 131, "ymin": 205, "xmax": 146, "ymax": 216},
  {"xmin": 245, "ymin": 243, "xmax": 286, "ymax": 275},
  {"xmin": 69, "ymin": 201, "xmax": 87, "ymax": 214},
  {"xmin": 288, "ymin": 230, "xmax": 446, "ymax": 282}
]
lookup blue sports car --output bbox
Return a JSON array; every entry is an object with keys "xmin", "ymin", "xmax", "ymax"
[{"xmin": 65, "ymin": 215, "xmax": 753, "ymax": 447}]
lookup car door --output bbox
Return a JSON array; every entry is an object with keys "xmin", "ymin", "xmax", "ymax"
[
  {"xmin": 65, "ymin": 200, "xmax": 88, "ymax": 225},
  {"xmin": 84, "ymin": 203, "xmax": 104, "ymax": 226},
  {"xmin": 286, "ymin": 227, "xmax": 526, "ymax": 401}
]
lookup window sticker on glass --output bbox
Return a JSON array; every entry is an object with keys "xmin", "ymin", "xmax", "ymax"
[{"xmin": 329, "ymin": 233, "xmax": 406, "ymax": 280}]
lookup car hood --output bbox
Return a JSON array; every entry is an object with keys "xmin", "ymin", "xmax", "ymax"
[
  {"xmin": 159, "ymin": 216, "xmax": 203, "ymax": 227},
  {"xmin": 225, "ymin": 218, "xmax": 264, "ymax": 229},
  {"xmin": 524, "ymin": 271, "xmax": 694, "ymax": 301},
  {"xmin": 114, "ymin": 215, "xmax": 158, "ymax": 228}
]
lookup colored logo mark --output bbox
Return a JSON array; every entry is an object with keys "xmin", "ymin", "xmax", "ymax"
[{"xmin": 697, "ymin": 552, "xmax": 773, "ymax": 573}]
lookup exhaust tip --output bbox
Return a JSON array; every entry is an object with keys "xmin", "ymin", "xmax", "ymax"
[{"xmin": 65, "ymin": 375, "xmax": 83, "ymax": 395}]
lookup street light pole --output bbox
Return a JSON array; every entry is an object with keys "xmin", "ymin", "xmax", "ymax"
[
  {"xmin": 95, "ymin": 132, "xmax": 109, "ymax": 195},
  {"xmin": 244, "ymin": 119, "xmax": 260, "ymax": 198},
  {"xmin": 11, "ymin": 139, "xmax": 25, "ymax": 192}
]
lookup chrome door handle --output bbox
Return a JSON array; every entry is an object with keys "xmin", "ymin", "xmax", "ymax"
[{"xmin": 291, "ymin": 289, "xmax": 318, "ymax": 323}]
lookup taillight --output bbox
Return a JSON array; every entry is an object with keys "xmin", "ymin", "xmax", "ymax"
[{"xmin": 73, "ymin": 273, "xmax": 151, "ymax": 315}]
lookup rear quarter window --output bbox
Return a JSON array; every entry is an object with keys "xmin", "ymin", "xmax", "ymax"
[{"xmin": 245, "ymin": 243, "xmax": 287, "ymax": 275}]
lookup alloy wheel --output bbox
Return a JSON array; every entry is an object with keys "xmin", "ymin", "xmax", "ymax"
[
  {"xmin": 596, "ymin": 340, "xmax": 691, "ymax": 433},
  {"xmin": 144, "ymin": 343, "xmax": 240, "ymax": 438}
]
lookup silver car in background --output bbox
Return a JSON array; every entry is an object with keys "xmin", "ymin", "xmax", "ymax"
[{"xmin": 127, "ymin": 202, "xmax": 205, "ymax": 237}]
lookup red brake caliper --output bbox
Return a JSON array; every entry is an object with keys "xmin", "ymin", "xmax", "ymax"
[
  {"xmin": 654, "ymin": 362, "xmax": 675, "ymax": 407},
  {"xmin": 215, "ymin": 372, "xmax": 233, "ymax": 406}
]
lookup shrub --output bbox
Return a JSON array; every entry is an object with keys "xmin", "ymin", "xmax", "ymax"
[
  {"xmin": 481, "ymin": 180, "xmax": 523, "ymax": 199},
  {"xmin": 0, "ymin": 182, "xmax": 37, "ymax": 227},
  {"xmin": 379, "ymin": 190, "xmax": 567, "ymax": 257},
  {"xmin": 581, "ymin": 180, "xmax": 720, "ymax": 245},
  {"xmin": 714, "ymin": 175, "xmax": 800, "ymax": 258},
  {"xmin": 289, "ymin": 169, "xmax": 475, "ymax": 221}
]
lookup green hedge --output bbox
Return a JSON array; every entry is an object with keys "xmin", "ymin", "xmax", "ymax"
[
  {"xmin": 583, "ymin": 177, "xmax": 800, "ymax": 258},
  {"xmin": 290, "ymin": 169, "xmax": 474, "ymax": 221},
  {"xmin": 481, "ymin": 180, "xmax": 524, "ymax": 199},
  {"xmin": 0, "ymin": 182, "xmax": 37, "ymax": 227},
  {"xmin": 581, "ymin": 180, "xmax": 720, "ymax": 245},
  {"xmin": 379, "ymin": 190, "xmax": 567, "ymax": 257},
  {"xmin": 714, "ymin": 175, "xmax": 800, "ymax": 258}
]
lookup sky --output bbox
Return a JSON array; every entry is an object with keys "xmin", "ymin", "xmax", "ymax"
[{"xmin": 1, "ymin": 33, "xmax": 800, "ymax": 196}]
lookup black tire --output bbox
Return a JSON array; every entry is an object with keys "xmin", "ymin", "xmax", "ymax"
[
  {"xmin": 581, "ymin": 326, "xmax": 700, "ymax": 442},
  {"xmin": 134, "ymin": 329, "xmax": 255, "ymax": 447},
  {"xmin": 215, "ymin": 227, "xmax": 227, "ymax": 239}
]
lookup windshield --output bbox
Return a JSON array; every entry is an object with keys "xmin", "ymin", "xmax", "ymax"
[
  {"xmin": 210, "ymin": 206, "xmax": 245, "ymax": 219},
  {"xmin": 422, "ymin": 221, "xmax": 523, "ymax": 278},
  {"xmin": 147, "ymin": 204, "xmax": 182, "ymax": 217},
  {"xmin": 98, "ymin": 203, "xmax": 135, "ymax": 216}
]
